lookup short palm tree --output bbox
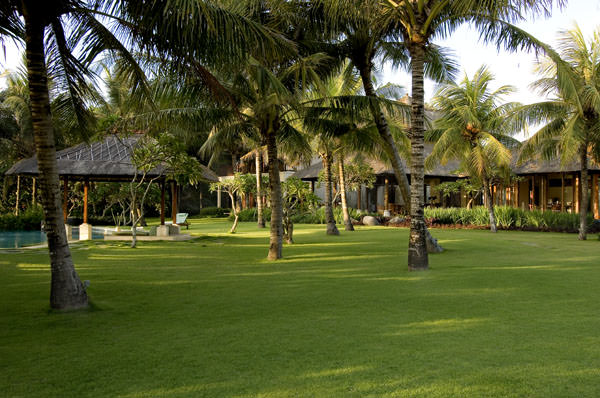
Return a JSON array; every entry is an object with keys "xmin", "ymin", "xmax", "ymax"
[
  {"xmin": 304, "ymin": 68, "xmax": 401, "ymax": 232},
  {"xmin": 428, "ymin": 66, "xmax": 521, "ymax": 232},
  {"xmin": 518, "ymin": 25, "xmax": 600, "ymax": 240},
  {"xmin": 208, "ymin": 57, "xmax": 334, "ymax": 259}
]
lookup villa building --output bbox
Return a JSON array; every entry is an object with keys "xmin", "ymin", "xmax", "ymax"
[{"xmin": 290, "ymin": 145, "xmax": 600, "ymax": 219}]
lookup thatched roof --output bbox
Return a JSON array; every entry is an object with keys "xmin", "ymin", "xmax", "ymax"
[
  {"xmin": 511, "ymin": 153, "xmax": 600, "ymax": 175},
  {"xmin": 5, "ymin": 135, "xmax": 219, "ymax": 182},
  {"xmin": 293, "ymin": 143, "xmax": 465, "ymax": 180}
]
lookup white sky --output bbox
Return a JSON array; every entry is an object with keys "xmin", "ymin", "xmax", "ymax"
[
  {"xmin": 382, "ymin": 0, "xmax": 600, "ymax": 106},
  {"xmin": 1, "ymin": 0, "xmax": 599, "ymax": 111}
]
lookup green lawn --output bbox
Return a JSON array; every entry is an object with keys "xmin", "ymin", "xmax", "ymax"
[{"xmin": 1, "ymin": 220, "xmax": 600, "ymax": 397}]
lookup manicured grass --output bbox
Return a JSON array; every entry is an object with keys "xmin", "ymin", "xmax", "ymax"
[{"xmin": 1, "ymin": 221, "xmax": 600, "ymax": 397}]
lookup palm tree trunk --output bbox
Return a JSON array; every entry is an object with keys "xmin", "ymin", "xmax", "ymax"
[
  {"xmin": 131, "ymin": 204, "xmax": 137, "ymax": 248},
  {"xmin": 323, "ymin": 152, "xmax": 340, "ymax": 235},
  {"xmin": 22, "ymin": 11, "xmax": 87, "ymax": 310},
  {"xmin": 266, "ymin": 129, "xmax": 283, "ymax": 259},
  {"xmin": 14, "ymin": 175, "xmax": 20, "ymax": 216},
  {"xmin": 407, "ymin": 43, "xmax": 429, "ymax": 270},
  {"xmin": 579, "ymin": 143, "xmax": 588, "ymax": 240},
  {"xmin": 358, "ymin": 66, "xmax": 411, "ymax": 207},
  {"xmin": 338, "ymin": 158, "xmax": 354, "ymax": 231},
  {"xmin": 483, "ymin": 178, "xmax": 497, "ymax": 233},
  {"xmin": 229, "ymin": 192, "xmax": 239, "ymax": 233},
  {"xmin": 255, "ymin": 150, "xmax": 265, "ymax": 228},
  {"xmin": 358, "ymin": 64, "xmax": 442, "ymax": 254}
]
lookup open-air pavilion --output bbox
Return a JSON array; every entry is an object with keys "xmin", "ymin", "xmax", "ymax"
[{"xmin": 5, "ymin": 135, "xmax": 218, "ymax": 239}]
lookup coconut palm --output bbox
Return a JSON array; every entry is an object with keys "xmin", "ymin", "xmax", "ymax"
[
  {"xmin": 427, "ymin": 66, "xmax": 521, "ymax": 232},
  {"xmin": 0, "ymin": 0, "xmax": 294, "ymax": 309},
  {"xmin": 304, "ymin": 0, "xmax": 454, "ymax": 266},
  {"xmin": 206, "ymin": 56, "xmax": 341, "ymax": 259},
  {"xmin": 304, "ymin": 66, "xmax": 392, "ymax": 232},
  {"xmin": 383, "ymin": 0, "xmax": 563, "ymax": 269},
  {"xmin": 315, "ymin": 0, "xmax": 562, "ymax": 269},
  {"xmin": 518, "ymin": 26, "xmax": 600, "ymax": 240}
]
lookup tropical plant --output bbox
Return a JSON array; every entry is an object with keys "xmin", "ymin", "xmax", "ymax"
[
  {"xmin": 433, "ymin": 179, "xmax": 483, "ymax": 209},
  {"xmin": 281, "ymin": 177, "xmax": 321, "ymax": 243},
  {"xmin": 210, "ymin": 175, "xmax": 246, "ymax": 234},
  {"xmin": 127, "ymin": 134, "xmax": 203, "ymax": 247},
  {"xmin": 428, "ymin": 66, "xmax": 521, "ymax": 232},
  {"xmin": 518, "ymin": 25, "xmax": 600, "ymax": 240}
]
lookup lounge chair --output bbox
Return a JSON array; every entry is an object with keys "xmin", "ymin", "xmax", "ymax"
[{"xmin": 176, "ymin": 213, "xmax": 190, "ymax": 229}]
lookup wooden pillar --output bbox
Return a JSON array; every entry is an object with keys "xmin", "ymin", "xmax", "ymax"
[
  {"xmin": 83, "ymin": 180, "xmax": 89, "ymax": 224},
  {"xmin": 357, "ymin": 186, "xmax": 362, "ymax": 211},
  {"xmin": 529, "ymin": 176, "xmax": 534, "ymax": 210},
  {"xmin": 384, "ymin": 178, "xmax": 389, "ymax": 211},
  {"xmin": 574, "ymin": 173, "xmax": 580, "ymax": 213},
  {"xmin": 310, "ymin": 180, "xmax": 315, "ymax": 193},
  {"xmin": 561, "ymin": 173, "xmax": 565, "ymax": 212},
  {"xmin": 171, "ymin": 181, "xmax": 178, "ymax": 224},
  {"xmin": 514, "ymin": 182, "xmax": 519, "ymax": 208},
  {"xmin": 593, "ymin": 174, "xmax": 599, "ymax": 219},
  {"xmin": 540, "ymin": 176, "xmax": 545, "ymax": 212},
  {"xmin": 31, "ymin": 177, "xmax": 36, "ymax": 206},
  {"xmin": 63, "ymin": 178, "xmax": 69, "ymax": 222},
  {"xmin": 160, "ymin": 180, "xmax": 166, "ymax": 225}
]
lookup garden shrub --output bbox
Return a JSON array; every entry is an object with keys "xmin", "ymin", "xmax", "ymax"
[
  {"xmin": 0, "ymin": 207, "xmax": 44, "ymax": 231},
  {"xmin": 198, "ymin": 206, "xmax": 227, "ymax": 218},
  {"xmin": 227, "ymin": 206, "xmax": 367, "ymax": 224},
  {"xmin": 424, "ymin": 206, "xmax": 593, "ymax": 232},
  {"xmin": 229, "ymin": 208, "xmax": 272, "ymax": 222}
]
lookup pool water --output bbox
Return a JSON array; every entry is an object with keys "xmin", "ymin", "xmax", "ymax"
[{"xmin": 0, "ymin": 228, "xmax": 105, "ymax": 249}]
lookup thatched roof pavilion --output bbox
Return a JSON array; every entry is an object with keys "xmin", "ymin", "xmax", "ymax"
[
  {"xmin": 6, "ymin": 135, "xmax": 218, "ymax": 182},
  {"xmin": 5, "ymin": 135, "xmax": 218, "ymax": 226}
]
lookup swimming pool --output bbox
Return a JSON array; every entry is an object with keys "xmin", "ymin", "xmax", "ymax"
[{"xmin": 0, "ymin": 228, "xmax": 105, "ymax": 248}]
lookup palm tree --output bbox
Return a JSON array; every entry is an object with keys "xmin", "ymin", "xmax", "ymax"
[
  {"xmin": 315, "ymin": 138, "xmax": 341, "ymax": 235},
  {"xmin": 518, "ymin": 25, "xmax": 600, "ymax": 240},
  {"xmin": 306, "ymin": 0, "xmax": 454, "ymax": 267},
  {"xmin": 379, "ymin": 0, "xmax": 563, "ymax": 269},
  {"xmin": 316, "ymin": 0, "xmax": 561, "ymax": 269},
  {"xmin": 428, "ymin": 66, "xmax": 521, "ymax": 232},
  {"xmin": 206, "ymin": 56, "xmax": 334, "ymax": 259},
  {"xmin": 0, "ymin": 0, "xmax": 292, "ymax": 309},
  {"xmin": 304, "ymin": 66, "xmax": 387, "ymax": 232},
  {"xmin": 201, "ymin": 124, "xmax": 266, "ymax": 226}
]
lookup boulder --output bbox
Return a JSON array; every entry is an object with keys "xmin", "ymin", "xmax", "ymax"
[
  {"xmin": 362, "ymin": 216, "xmax": 380, "ymax": 226},
  {"xmin": 389, "ymin": 216, "xmax": 405, "ymax": 224}
]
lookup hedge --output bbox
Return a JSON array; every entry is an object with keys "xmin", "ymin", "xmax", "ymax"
[
  {"xmin": 0, "ymin": 208, "xmax": 44, "ymax": 231},
  {"xmin": 424, "ymin": 206, "xmax": 596, "ymax": 232}
]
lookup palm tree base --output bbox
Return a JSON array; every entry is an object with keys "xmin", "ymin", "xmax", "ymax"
[{"xmin": 326, "ymin": 223, "xmax": 340, "ymax": 235}]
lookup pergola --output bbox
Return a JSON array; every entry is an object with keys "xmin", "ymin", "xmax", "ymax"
[{"xmin": 5, "ymin": 135, "xmax": 218, "ymax": 236}]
